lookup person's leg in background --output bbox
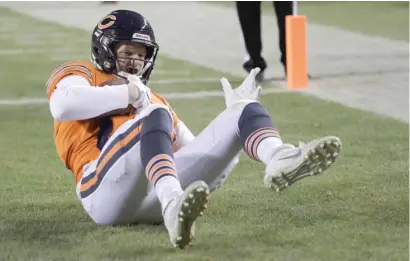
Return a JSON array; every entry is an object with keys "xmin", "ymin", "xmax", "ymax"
[
  {"xmin": 236, "ymin": 1, "xmax": 267, "ymax": 81},
  {"xmin": 273, "ymin": 1, "xmax": 293, "ymax": 75}
]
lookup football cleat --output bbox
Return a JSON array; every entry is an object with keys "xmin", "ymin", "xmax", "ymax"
[
  {"xmin": 164, "ymin": 180, "xmax": 210, "ymax": 249},
  {"xmin": 264, "ymin": 136, "xmax": 342, "ymax": 192}
]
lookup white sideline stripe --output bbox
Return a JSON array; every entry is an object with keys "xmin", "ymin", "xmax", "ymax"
[
  {"xmin": 0, "ymin": 88, "xmax": 295, "ymax": 105},
  {"xmin": 152, "ymin": 77, "xmax": 221, "ymax": 84},
  {"xmin": 154, "ymin": 70, "xmax": 192, "ymax": 76},
  {"xmin": 0, "ymin": 98, "xmax": 48, "ymax": 105},
  {"xmin": 0, "ymin": 49, "xmax": 46, "ymax": 55},
  {"xmin": 163, "ymin": 87, "xmax": 296, "ymax": 99}
]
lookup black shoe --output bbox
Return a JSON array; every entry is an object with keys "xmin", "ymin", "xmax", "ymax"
[{"xmin": 243, "ymin": 59, "xmax": 267, "ymax": 82}]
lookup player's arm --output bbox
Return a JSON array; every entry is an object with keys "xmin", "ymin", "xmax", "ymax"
[
  {"xmin": 167, "ymin": 103, "xmax": 195, "ymax": 149},
  {"xmin": 155, "ymin": 94, "xmax": 196, "ymax": 149},
  {"xmin": 49, "ymin": 75, "xmax": 139, "ymax": 122},
  {"xmin": 174, "ymin": 121, "xmax": 195, "ymax": 149}
]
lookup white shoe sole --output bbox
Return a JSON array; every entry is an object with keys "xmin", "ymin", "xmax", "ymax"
[
  {"xmin": 265, "ymin": 136, "xmax": 342, "ymax": 192},
  {"xmin": 173, "ymin": 180, "xmax": 210, "ymax": 249}
]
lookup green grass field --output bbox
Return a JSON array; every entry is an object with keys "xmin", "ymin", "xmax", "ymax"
[{"xmin": 0, "ymin": 5, "xmax": 408, "ymax": 261}]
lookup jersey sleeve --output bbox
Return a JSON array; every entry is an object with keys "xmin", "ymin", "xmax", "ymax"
[{"xmin": 45, "ymin": 62, "xmax": 94, "ymax": 99}]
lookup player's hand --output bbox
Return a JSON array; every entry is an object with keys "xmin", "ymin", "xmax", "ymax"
[
  {"xmin": 118, "ymin": 71, "xmax": 152, "ymax": 112},
  {"xmin": 220, "ymin": 68, "xmax": 262, "ymax": 108}
]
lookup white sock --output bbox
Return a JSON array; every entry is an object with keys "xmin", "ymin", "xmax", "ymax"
[
  {"xmin": 155, "ymin": 176, "xmax": 183, "ymax": 215},
  {"xmin": 256, "ymin": 137, "xmax": 284, "ymax": 165}
]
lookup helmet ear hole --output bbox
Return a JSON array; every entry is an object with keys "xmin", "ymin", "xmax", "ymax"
[{"xmin": 103, "ymin": 58, "xmax": 116, "ymax": 72}]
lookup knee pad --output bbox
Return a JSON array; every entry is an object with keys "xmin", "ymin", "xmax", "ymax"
[{"xmin": 140, "ymin": 104, "xmax": 173, "ymax": 126}]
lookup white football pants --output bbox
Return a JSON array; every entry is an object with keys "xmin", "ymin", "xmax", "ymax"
[{"xmin": 76, "ymin": 102, "xmax": 253, "ymax": 225}]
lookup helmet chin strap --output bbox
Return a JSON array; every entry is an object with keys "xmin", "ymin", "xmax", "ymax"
[
  {"xmin": 115, "ymin": 57, "xmax": 153, "ymax": 79},
  {"xmin": 117, "ymin": 71, "xmax": 133, "ymax": 79},
  {"xmin": 138, "ymin": 61, "xmax": 151, "ymax": 77}
]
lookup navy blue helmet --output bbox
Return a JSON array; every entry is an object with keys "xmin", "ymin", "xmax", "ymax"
[{"xmin": 91, "ymin": 10, "xmax": 159, "ymax": 84}]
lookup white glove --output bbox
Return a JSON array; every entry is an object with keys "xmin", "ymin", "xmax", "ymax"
[
  {"xmin": 220, "ymin": 68, "xmax": 262, "ymax": 108},
  {"xmin": 118, "ymin": 71, "xmax": 152, "ymax": 112}
]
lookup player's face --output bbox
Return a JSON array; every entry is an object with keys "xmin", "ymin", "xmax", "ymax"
[{"xmin": 115, "ymin": 42, "xmax": 147, "ymax": 75}]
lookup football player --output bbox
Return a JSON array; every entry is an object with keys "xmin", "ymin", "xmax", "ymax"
[{"xmin": 46, "ymin": 9, "xmax": 342, "ymax": 249}]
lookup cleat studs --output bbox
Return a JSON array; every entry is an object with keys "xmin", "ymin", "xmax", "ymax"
[
  {"xmin": 203, "ymin": 204, "xmax": 208, "ymax": 209},
  {"xmin": 177, "ymin": 236, "xmax": 182, "ymax": 240},
  {"xmin": 179, "ymin": 217, "xmax": 184, "ymax": 222},
  {"xmin": 179, "ymin": 211, "xmax": 184, "ymax": 216},
  {"xmin": 327, "ymin": 161, "xmax": 333, "ymax": 166},
  {"xmin": 196, "ymin": 187, "xmax": 204, "ymax": 192},
  {"xmin": 199, "ymin": 211, "xmax": 204, "ymax": 216},
  {"xmin": 333, "ymin": 152, "xmax": 339, "ymax": 157},
  {"xmin": 189, "ymin": 194, "xmax": 194, "ymax": 199},
  {"xmin": 318, "ymin": 168, "xmax": 322, "ymax": 173},
  {"xmin": 310, "ymin": 162, "xmax": 317, "ymax": 168},
  {"xmin": 320, "ymin": 143, "xmax": 325, "ymax": 148},
  {"xmin": 183, "ymin": 202, "xmax": 189, "ymax": 207}
]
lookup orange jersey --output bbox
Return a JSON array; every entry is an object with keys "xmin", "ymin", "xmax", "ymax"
[{"xmin": 46, "ymin": 60, "xmax": 180, "ymax": 183}]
